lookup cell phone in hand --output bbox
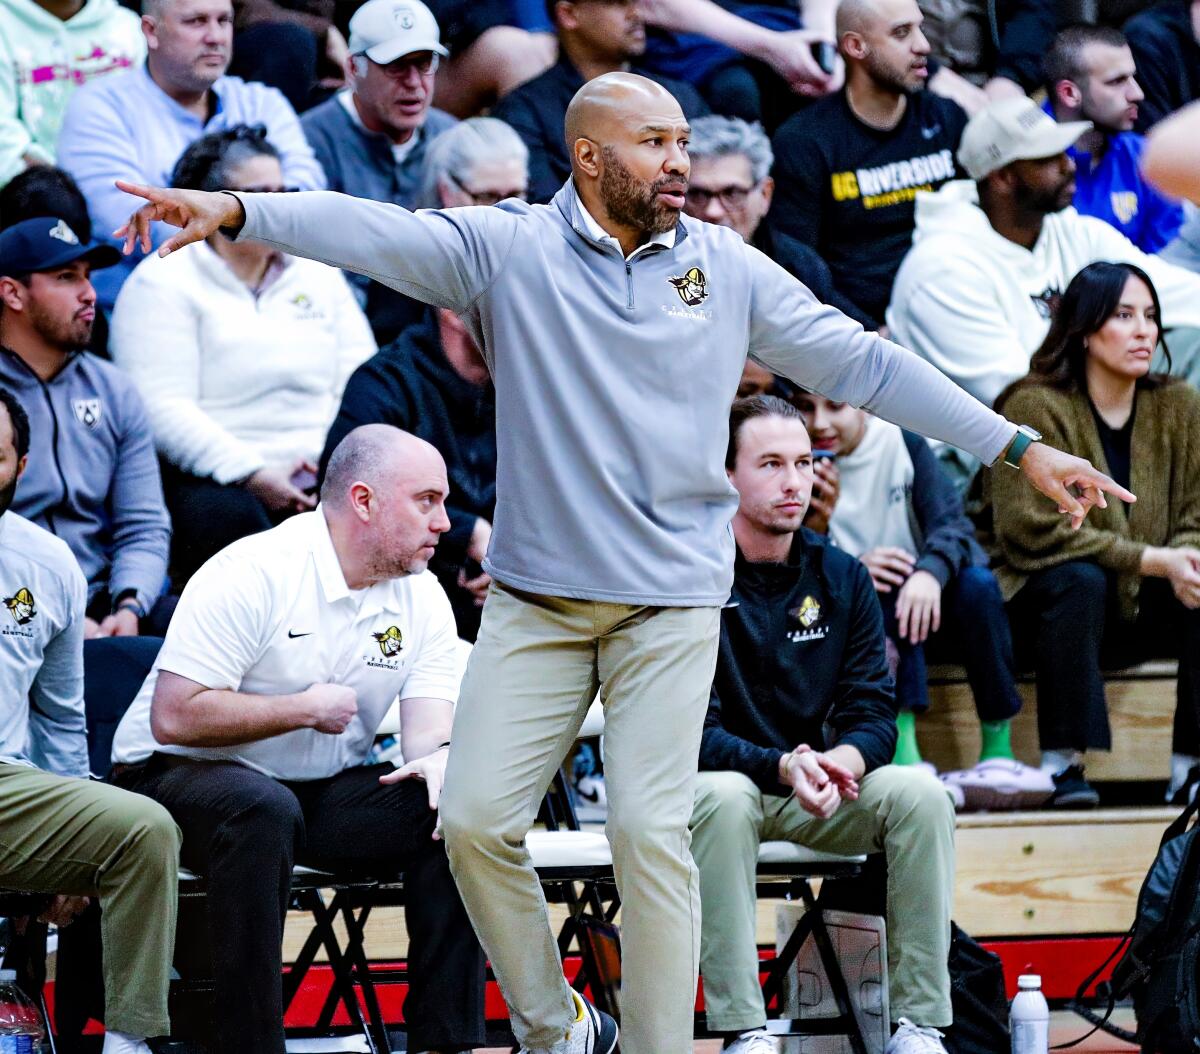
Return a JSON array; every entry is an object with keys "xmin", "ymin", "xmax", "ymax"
[
  {"xmin": 811, "ymin": 41, "xmax": 838, "ymax": 75},
  {"xmin": 290, "ymin": 467, "xmax": 318, "ymax": 494},
  {"xmin": 812, "ymin": 448, "xmax": 836, "ymax": 460}
]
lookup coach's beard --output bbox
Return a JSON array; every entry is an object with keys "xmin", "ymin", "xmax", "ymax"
[{"xmin": 599, "ymin": 147, "xmax": 685, "ymax": 236}]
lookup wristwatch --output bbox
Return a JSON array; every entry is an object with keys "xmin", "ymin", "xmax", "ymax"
[{"xmin": 1003, "ymin": 424, "xmax": 1042, "ymax": 468}]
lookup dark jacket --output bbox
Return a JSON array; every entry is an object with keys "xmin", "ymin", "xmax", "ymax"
[
  {"xmin": 1126, "ymin": 0, "xmax": 1200, "ymax": 132},
  {"xmin": 699, "ymin": 529, "xmax": 897, "ymax": 795},
  {"xmin": 319, "ymin": 311, "xmax": 496, "ymax": 563},
  {"xmin": 991, "ymin": 0, "xmax": 1057, "ymax": 90},
  {"xmin": 753, "ymin": 225, "xmax": 876, "ymax": 330},
  {"xmin": 493, "ymin": 57, "xmax": 710, "ymax": 204},
  {"xmin": 901, "ymin": 430, "xmax": 988, "ymax": 588}
]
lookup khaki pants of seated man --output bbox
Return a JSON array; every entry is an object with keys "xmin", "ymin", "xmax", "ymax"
[
  {"xmin": 0, "ymin": 763, "xmax": 181, "ymax": 1038},
  {"xmin": 440, "ymin": 581, "xmax": 721, "ymax": 1054},
  {"xmin": 690, "ymin": 766, "xmax": 956, "ymax": 1034}
]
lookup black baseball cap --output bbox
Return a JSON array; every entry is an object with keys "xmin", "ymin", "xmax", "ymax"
[{"xmin": 0, "ymin": 216, "xmax": 121, "ymax": 276}]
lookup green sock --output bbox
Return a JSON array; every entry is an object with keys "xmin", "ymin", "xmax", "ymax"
[
  {"xmin": 979, "ymin": 719, "xmax": 1014, "ymax": 762},
  {"xmin": 892, "ymin": 709, "xmax": 923, "ymax": 766}
]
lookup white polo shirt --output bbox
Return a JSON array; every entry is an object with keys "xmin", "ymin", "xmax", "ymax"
[{"xmin": 111, "ymin": 508, "xmax": 459, "ymax": 780}]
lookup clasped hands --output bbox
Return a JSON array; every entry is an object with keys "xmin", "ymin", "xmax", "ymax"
[{"xmin": 779, "ymin": 744, "xmax": 860, "ymax": 819}]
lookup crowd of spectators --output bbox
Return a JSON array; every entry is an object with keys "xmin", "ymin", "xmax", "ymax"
[{"xmin": 2, "ymin": 0, "xmax": 1200, "ymax": 1046}]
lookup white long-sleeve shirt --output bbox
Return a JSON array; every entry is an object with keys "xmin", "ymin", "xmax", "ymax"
[
  {"xmin": 110, "ymin": 242, "xmax": 376, "ymax": 484},
  {"xmin": 887, "ymin": 180, "xmax": 1200, "ymax": 409}
]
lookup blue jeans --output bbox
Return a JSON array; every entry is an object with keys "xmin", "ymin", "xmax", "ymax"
[{"xmin": 879, "ymin": 565, "xmax": 1022, "ymax": 722}]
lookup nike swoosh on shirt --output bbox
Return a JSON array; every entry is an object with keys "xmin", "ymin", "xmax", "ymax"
[
  {"xmin": 921, "ymin": 123, "xmax": 942, "ymax": 139},
  {"xmin": 288, "ymin": 630, "xmax": 313, "ymax": 639}
]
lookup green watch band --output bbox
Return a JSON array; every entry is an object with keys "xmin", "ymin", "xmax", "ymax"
[{"xmin": 1003, "ymin": 425, "xmax": 1042, "ymax": 468}]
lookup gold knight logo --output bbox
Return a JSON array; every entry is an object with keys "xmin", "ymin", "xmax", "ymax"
[
  {"xmin": 668, "ymin": 266, "xmax": 709, "ymax": 306},
  {"xmin": 4, "ymin": 588, "xmax": 36, "ymax": 625},
  {"xmin": 790, "ymin": 595, "xmax": 821, "ymax": 629},
  {"xmin": 372, "ymin": 626, "xmax": 403, "ymax": 657}
]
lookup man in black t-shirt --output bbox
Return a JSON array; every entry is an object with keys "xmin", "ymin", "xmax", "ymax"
[
  {"xmin": 768, "ymin": 0, "xmax": 967, "ymax": 328},
  {"xmin": 492, "ymin": 0, "xmax": 709, "ymax": 204}
]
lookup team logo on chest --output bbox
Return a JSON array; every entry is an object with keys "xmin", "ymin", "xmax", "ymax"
[
  {"xmin": 4, "ymin": 587, "xmax": 36, "ymax": 625},
  {"xmin": 787, "ymin": 595, "xmax": 827, "ymax": 643},
  {"xmin": 364, "ymin": 625, "xmax": 404, "ymax": 670},
  {"xmin": 72, "ymin": 399, "xmax": 102, "ymax": 429},
  {"xmin": 667, "ymin": 267, "xmax": 709, "ymax": 306}
]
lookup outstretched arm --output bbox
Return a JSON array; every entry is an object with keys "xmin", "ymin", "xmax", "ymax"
[
  {"xmin": 114, "ymin": 181, "xmax": 517, "ymax": 315},
  {"xmin": 746, "ymin": 246, "xmax": 1135, "ymax": 528}
]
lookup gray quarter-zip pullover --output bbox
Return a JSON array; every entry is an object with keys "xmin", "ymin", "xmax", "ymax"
[{"xmin": 235, "ymin": 181, "xmax": 1016, "ymax": 606}]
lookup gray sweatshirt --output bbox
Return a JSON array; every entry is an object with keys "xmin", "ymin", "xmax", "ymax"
[
  {"xmin": 236, "ymin": 181, "xmax": 1016, "ymax": 606},
  {"xmin": 0, "ymin": 511, "xmax": 89, "ymax": 778},
  {"xmin": 0, "ymin": 347, "xmax": 171, "ymax": 615}
]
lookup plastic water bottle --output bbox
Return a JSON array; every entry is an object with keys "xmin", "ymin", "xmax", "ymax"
[
  {"xmin": 0, "ymin": 968, "xmax": 44, "ymax": 1053},
  {"xmin": 1010, "ymin": 973, "xmax": 1049, "ymax": 1054}
]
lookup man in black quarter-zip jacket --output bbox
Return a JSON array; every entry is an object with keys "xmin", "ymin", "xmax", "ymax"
[{"xmin": 692, "ymin": 394, "xmax": 957, "ymax": 1054}]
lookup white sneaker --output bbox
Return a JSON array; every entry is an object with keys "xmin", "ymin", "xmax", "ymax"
[
  {"xmin": 884, "ymin": 1018, "xmax": 949, "ymax": 1054},
  {"xmin": 724, "ymin": 1028, "xmax": 781, "ymax": 1052},
  {"xmin": 941, "ymin": 758, "xmax": 1054, "ymax": 811},
  {"xmin": 519, "ymin": 990, "xmax": 619, "ymax": 1054},
  {"xmin": 101, "ymin": 1032, "xmax": 153, "ymax": 1054}
]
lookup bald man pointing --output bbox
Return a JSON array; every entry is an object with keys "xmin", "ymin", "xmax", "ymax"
[{"xmin": 117, "ymin": 73, "xmax": 1130, "ymax": 1054}]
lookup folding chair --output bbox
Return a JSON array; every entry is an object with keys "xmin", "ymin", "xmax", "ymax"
[{"xmin": 753, "ymin": 842, "xmax": 874, "ymax": 1053}]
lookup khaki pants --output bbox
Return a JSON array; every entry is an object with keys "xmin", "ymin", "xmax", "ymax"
[
  {"xmin": 0, "ymin": 763, "xmax": 180, "ymax": 1037},
  {"xmin": 690, "ymin": 766, "xmax": 956, "ymax": 1033},
  {"xmin": 439, "ymin": 582, "xmax": 721, "ymax": 1054}
]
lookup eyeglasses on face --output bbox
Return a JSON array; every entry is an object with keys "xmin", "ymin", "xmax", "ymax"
[
  {"xmin": 685, "ymin": 183, "xmax": 758, "ymax": 210},
  {"xmin": 369, "ymin": 52, "xmax": 440, "ymax": 78},
  {"xmin": 445, "ymin": 172, "xmax": 527, "ymax": 207}
]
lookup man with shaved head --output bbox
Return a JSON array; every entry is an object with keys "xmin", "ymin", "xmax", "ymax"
[
  {"xmin": 116, "ymin": 71, "xmax": 1130, "ymax": 1054},
  {"xmin": 769, "ymin": 0, "xmax": 968, "ymax": 328},
  {"xmin": 110, "ymin": 424, "xmax": 487, "ymax": 1054}
]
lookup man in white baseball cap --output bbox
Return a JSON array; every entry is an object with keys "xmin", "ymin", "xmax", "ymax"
[
  {"xmin": 300, "ymin": 0, "xmax": 457, "ymax": 335},
  {"xmin": 348, "ymin": 0, "xmax": 448, "ymax": 66},
  {"xmin": 301, "ymin": 0, "xmax": 456, "ymax": 206},
  {"xmin": 887, "ymin": 92, "xmax": 1200, "ymax": 485},
  {"xmin": 957, "ymin": 94, "xmax": 1092, "ymax": 180}
]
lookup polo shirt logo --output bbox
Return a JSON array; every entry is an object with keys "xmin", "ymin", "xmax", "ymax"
[
  {"xmin": 72, "ymin": 398, "xmax": 102, "ymax": 428},
  {"xmin": 372, "ymin": 626, "xmax": 403, "ymax": 657},
  {"xmin": 4, "ymin": 587, "xmax": 35, "ymax": 625},
  {"xmin": 667, "ymin": 267, "xmax": 709, "ymax": 306}
]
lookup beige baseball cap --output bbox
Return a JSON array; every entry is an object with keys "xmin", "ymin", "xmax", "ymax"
[
  {"xmin": 348, "ymin": 0, "xmax": 447, "ymax": 64},
  {"xmin": 957, "ymin": 97, "xmax": 1092, "ymax": 181}
]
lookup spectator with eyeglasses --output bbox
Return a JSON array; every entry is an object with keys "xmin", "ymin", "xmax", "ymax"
[
  {"xmin": 686, "ymin": 114, "xmax": 875, "ymax": 332},
  {"xmin": 300, "ymin": 0, "xmax": 456, "ymax": 342},
  {"xmin": 109, "ymin": 125, "xmax": 375, "ymax": 587}
]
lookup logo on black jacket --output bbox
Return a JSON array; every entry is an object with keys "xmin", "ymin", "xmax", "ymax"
[
  {"xmin": 4, "ymin": 587, "xmax": 36, "ymax": 625},
  {"xmin": 668, "ymin": 267, "xmax": 709, "ymax": 306},
  {"xmin": 787, "ymin": 595, "xmax": 827, "ymax": 643},
  {"xmin": 72, "ymin": 399, "xmax": 102, "ymax": 428}
]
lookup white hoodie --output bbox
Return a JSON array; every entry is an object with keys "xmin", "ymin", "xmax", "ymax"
[{"xmin": 886, "ymin": 180, "xmax": 1200, "ymax": 409}]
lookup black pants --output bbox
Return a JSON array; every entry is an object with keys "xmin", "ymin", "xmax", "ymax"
[
  {"xmin": 1007, "ymin": 559, "xmax": 1200, "ymax": 753},
  {"xmin": 879, "ymin": 564, "xmax": 1023, "ymax": 722},
  {"xmin": 117, "ymin": 755, "xmax": 486, "ymax": 1054},
  {"xmin": 161, "ymin": 466, "xmax": 274, "ymax": 586}
]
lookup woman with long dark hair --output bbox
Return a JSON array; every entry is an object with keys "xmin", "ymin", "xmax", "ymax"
[
  {"xmin": 989, "ymin": 261, "xmax": 1200, "ymax": 806},
  {"xmin": 109, "ymin": 125, "xmax": 375, "ymax": 586}
]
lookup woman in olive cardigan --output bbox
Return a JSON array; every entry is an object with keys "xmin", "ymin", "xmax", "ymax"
[{"xmin": 988, "ymin": 261, "xmax": 1200, "ymax": 807}]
